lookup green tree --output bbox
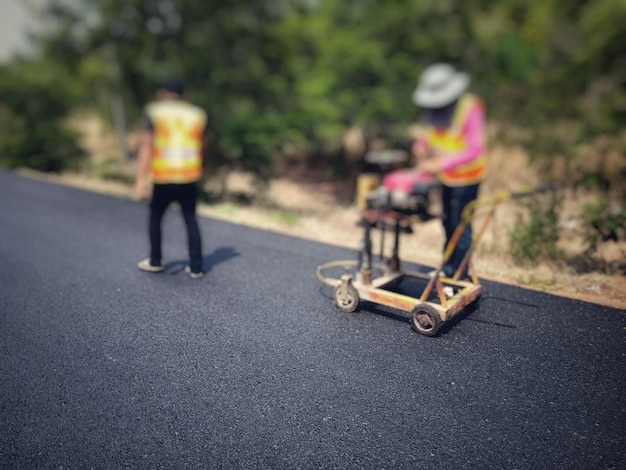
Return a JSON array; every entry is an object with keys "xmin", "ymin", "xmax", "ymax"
[
  {"xmin": 0, "ymin": 59, "xmax": 83, "ymax": 172},
  {"xmin": 13, "ymin": 0, "xmax": 626, "ymax": 184}
]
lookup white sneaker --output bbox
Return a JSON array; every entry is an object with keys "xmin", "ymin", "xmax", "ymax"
[
  {"xmin": 137, "ymin": 258, "xmax": 164, "ymax": 273},
  {"xmin": 443, "ymin": 286, "xmax": 454, "ymax": 298},
  {"xmin": 185, "ymin": 266, "xmax": 204, "ymax": 279}
]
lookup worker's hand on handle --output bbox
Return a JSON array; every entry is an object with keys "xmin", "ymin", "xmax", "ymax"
[
  {"xmin": 412, "ymin": 139, "xmax": 443, "ymax": 174},
  {"xmin": 411, "ymin": 139, "xmax": 431, "ymax": 162},
  {"xmin": 135, "ymin": 130, "xmax": 154, "ymax": 201},
  {"xmin": 135, "ymin": 177, "xmax": 150, "ymax": 201},
  {"xmin": 416, "ymin": 153, "xmax": 444, "ymax": 175}
]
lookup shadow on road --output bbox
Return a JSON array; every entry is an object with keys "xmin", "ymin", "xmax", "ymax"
[
  {"xmin": 479, "ymin": 294, "xmax": 540, "ymax": 309},
  {"xmin": 164, "ymin": 246, "xmax": 240, "ymax": 274}
]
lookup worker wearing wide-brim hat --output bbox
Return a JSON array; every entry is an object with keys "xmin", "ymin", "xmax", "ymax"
[{"xmin": 411, "ymin": 63, "xmax": 487, "ymax": 279}]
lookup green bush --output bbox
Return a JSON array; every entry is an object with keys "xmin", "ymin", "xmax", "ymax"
[
  {"xmin": 509, "ymin": 193, "xmax": 562, "ymax": 265},
  {"xmin": 580, "ymin": 199, "xmax": 625, "ymax": 252},
  {"xmin": 0, "ymin": 63, "xmax": 84, "ymax": 172}
]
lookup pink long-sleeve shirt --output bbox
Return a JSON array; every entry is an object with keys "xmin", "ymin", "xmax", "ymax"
[{"xmin": 413, "ymin": 100, "xmax": 486, "ymax": 172}]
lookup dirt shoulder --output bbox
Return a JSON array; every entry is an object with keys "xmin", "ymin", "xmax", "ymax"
[{"xmin": 19, "ymin": 168, "xmax": 626, "ymax": 310}]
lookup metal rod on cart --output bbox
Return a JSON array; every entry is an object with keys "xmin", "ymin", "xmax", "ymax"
[
  {"xmin": 379, "ymin": 220, "xmax": 386, "ymax": 262},
  {"xmin": 391, "ymin": 217, "xmax": 401, "ymax": 272},
  {"xmin": 452, "ymin": 204, "xmax": 498, "ymax": 281},
  {"xmin": 420, "ymin": 184, "xmax": 557, "ymax": 299},
  {"xmin": 359, "ymin": 221, "xmax": 373, "ymax": 285},
  {"xmin": 420, "ymin": 204, "xmax": 476, "ymax": 301}
]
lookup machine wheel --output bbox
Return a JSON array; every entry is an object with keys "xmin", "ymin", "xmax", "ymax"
[
  {"xmin": 410, "ymin": 304, "xmax": 441, "ymax": 336},
  {"xmin": 334, "ymin": 282, "xmax": 360, "ymax": 313}
]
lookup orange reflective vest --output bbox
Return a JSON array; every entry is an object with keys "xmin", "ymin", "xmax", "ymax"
[
  {"xmin": 146, "ymin": 100, "xmax": 207, "ymax": 184},
  {"xmin": 426, "ymin": 94, "xmax": 487, "ymax": 186}
]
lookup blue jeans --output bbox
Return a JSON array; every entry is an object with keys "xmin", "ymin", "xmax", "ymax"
[
  {"xmin": 441, "ymin": 183, "xmax": 479, "ymax": 278},
  {"xmin": 149, "ymin": 182, "xmax": 203, "ymax": 273}
]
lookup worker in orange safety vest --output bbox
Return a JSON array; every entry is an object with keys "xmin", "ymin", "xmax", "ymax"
[
  {"xmin": 411, "ymin": 63, "xmax": 487, "ymax": 279},
  {"xmin": 135, "ymin": 79, "xmax": 207, "ymax": 278}
]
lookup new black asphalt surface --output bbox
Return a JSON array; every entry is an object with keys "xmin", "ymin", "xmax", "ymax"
[{"xmin": 1, "ymin": 170, "xmax": 624, "ymax": 469}]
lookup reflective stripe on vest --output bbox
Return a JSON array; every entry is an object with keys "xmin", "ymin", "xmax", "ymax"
[
  {"xmin": 427, "ymin": 94, "xmax": 486, "ymax": 186},
  {"xmin": 146, "ymin": 100, "xmax": 207, "ymax": 184}
]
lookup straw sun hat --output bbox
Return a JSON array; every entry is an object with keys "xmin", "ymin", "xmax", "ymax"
[{"xmin": 412, "ymin": 63, "xmax": 469, "ymax": 109}]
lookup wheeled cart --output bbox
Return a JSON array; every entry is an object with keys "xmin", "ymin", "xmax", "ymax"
[
  {"xmin": 316, "ymin": 176, "xmax": 553, "ymax": 336},
  {"xmin": 317, "ymin": 258, "xmax": 482, "ymax": 336},
  {"xmin": 316, "ymin": 204, "xmax": 483, "ymax": 337}
]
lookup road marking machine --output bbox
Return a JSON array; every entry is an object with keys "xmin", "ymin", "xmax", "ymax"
[{"xmin": 316, "ymin": 151, "xmax": 553, "ymax": 337}]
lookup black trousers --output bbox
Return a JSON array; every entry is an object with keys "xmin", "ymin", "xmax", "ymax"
[
  {"xmin": 441, "ymin": 183, "xmax": 479, "ymax": 278},
  {"xmin": 149, "ymin": 182, "xmax": 203, "ymax": 273}
]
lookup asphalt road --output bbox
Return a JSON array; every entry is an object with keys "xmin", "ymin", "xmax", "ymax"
[{"xmin": 1, "ymin": 170, "xmax": 624, "ymax": 469}]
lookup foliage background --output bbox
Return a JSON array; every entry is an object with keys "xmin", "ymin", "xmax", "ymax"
[{"xmin": 0, "ymin": 0, "xmax": 624, "ymax": 268}]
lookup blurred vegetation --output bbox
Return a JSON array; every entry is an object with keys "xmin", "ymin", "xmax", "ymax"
[
  {"xmin": 0, "ymin": 0, "xmax": 624, "ymax": 268},
  {"xmin": 0, "ymin": 59, "xmax": 83, "ymax": 171},
  {"xmin": 509, "ymin": 192, "xmax": 562, "ymax": 266},
  {"xmin": 580, "ymin": 199, "xmax": 626, "ymax": 253},
  {"xmin": 0, "ymin": 0, "xmax": 621, "ymax": 177}
]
